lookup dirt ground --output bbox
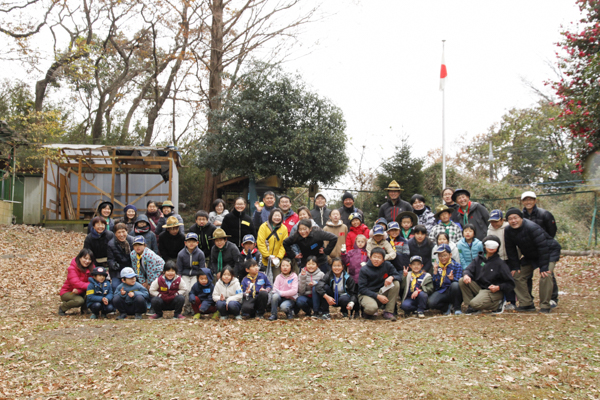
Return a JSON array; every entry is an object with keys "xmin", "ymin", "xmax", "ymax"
[{"xmin": 0, "ymin": 224, "xmax": 599, "ymax": 399}]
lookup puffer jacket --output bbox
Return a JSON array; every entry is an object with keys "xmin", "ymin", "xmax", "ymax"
[
  {"xmin": 188, "ymin": 222, "xmax": 217, "ymax": 259},
  {"xmin": 346, "ymin": 223, "xmax": 370, "ymax": 250},
  {"xmin": 60, "ymin": 258, "xmax": 92, "ymax": 296},
  {"xmin": 107, "ymin": 235, "xmax": 134, "ymax": 273},
  {"xmin": 85, "ymin": 277, "xmax": 114, "ymax": 306},
  {"xmin": 451, "ymin": 201, "xmax": 490, "ymax": 241},
  {"xmin": 283, "ymin": 229, "xmax": 338, "ymax": 266},
  {"xmin": 311, "ymin": 205, "xmax": 331, "ymax": 229},
  {"xmin": 315, "ymin": 271, "xmax": 358, "ymax": 305},
  {"xmin": 341, "ymin": 239, "xmax": 369, "ymax": 284},
  {"xmin": 256, "ymin": 221, "xmax": 288, "ymax": 266},
  {"xmin": 177, "ymin": 246, "xmax": 205, "ymax": 277},
  {"xmin": 83, "ymin": 229, "xmax": 115, "ymax": 266},
  {"xmin": 212, "ymin": 277, "xmax": 243, "ymax": 304},
  {"xmin": 414, "ymin": 206, "xmax": 436, "ymax": 232},
  {"xmin": 523, "ymin": 205, "xmax": 557, "ymax": 238},
  {"xmin": 504, "ymin": 219, "xmax": 561, "ymax": 273},
  {"xmin": 457, "ymin": 237, "xmax": 484, "ymax": 270},
  {"xmin": 463, "ymin": 252, "xmax": 514, "ymax": 293}
]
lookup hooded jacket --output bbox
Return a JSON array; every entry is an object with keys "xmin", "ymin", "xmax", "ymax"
[
  {"xmin": 209, "ymin": 241, "xmax": 241, "ymax": 277},
  {"xmin": 457, "ymin": 237, "xmax": 484, "ymax": 270},
  {"xmin": 463, "ymin": 252, "xmax": 515, "ymax": 293},
  {"xmin": 523, "ymin": 205, "xmax": 557, "ymax": 238},
  {"xmin": 85, "ymin": 277, "xmax": 114, "ymax": 306},
  {"xmin": 60, "ymin": 258, "xmax": 92, "ymax": 296},
  {"xmin": 358, "ymin": 260, "xmax": 402, "ymax": 299},
  {"xmin": 83, "ymin": 228, "xmax": 115, "ymax": 265},
  {"xmin": 158, "ymin": 230, "xmax": 186, "ymax": 262},
  {"xmin": 107, "ymin": 234, "xmax": 134, "ymax": 274},
  {"xmin": 115, "ymin": 281, "xmax": 149, "ymax": 304},
  {"xmin": 504, "ymin": 219, "xmax": 561, "ymax": 273},
  {"xmin": 133, "ymin": 214, "xmax": 158, "ymax": 253},
  {"xmin": 323, "ymin": 220, "xmax": 348, "ymax": 263},
  {"xmin": 212, "ymin": 277, "xmax": 243, "ymax": 304},
  {"xmin": 256, "ymin": 221, "xmax": 288, "ymax": 266},
  {"xmin": 378, "ymin": 198, "xmax": 413, "ymax": 223},
  {"xmin": 487, "ymin": 221, "xmax": 509, "ymax": 260},
  {"xmin": 408, "ymin": 237, "xmax": 434, "ymax": 273},
  {"xmin": 189, "ymin": 268, "xmax": 215, "ymax": 303},
  {"xmin": 298, "ymin": 268, "xmax": 325, "ymax": 297},
  {"xmin": 346, "ymin": 223, "xmax": 370, "ymax": 250},
  {"xmin": 177, "ymin": 246, "xmax": 206, "ymax": 277},
  {"xmin": 221, "ymin": 209, "xmax": 256, "ymax": 249},
  {"xmin": 129, "ymin": 247, "xmax": 165, "ymax": 285},
  {"xmin": 451, "ymin": 201, "xmax": 490, "ymax": 241},
  {"xmin": 342, "ymin": 237, "xmax": 369, "ymax": 284},
  {"xmin": 272, "ymin": 272, "xmax": 299, "ymax": 300},
  {"xmin": 315, "ymin": 270, "xmax": 358, "ymax": 305},
  {"xmin": 188, "ymin": 221, "xmax": 217, "ymax": 259},
  {"xmin": 338, "ymin": 205, "xmax": 363, "ymax": 229},
  {"xmin": 283, "ymin": 229, "xmax": 338, "ymax": 265}
]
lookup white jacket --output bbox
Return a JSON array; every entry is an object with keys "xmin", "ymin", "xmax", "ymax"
[
  {"xmin": 212, "ymin": 277, "xmax": 243, "ymax": 304},
  {"xmin": 487, "ymin": 221, "xmax": 509, "ymax": 260},
  {"xmin": 149, "ymin": 274, "xmax": 188, "ymax": 298}
]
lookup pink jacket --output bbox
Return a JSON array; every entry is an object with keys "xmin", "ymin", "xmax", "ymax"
[
  {"xmin": 272, "ymin": 272, "xmax": 298, "ymax": 300},
  {"xmin": 60, "ymin": 258, "xmax": 93, "ymax": 296}
]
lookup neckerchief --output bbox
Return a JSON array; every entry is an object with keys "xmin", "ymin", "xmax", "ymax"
[
  {"xmin": 441, "ymin": 221, "xmax": 452, "ymax": 236},
  {"xmin": 402, "ymin": 229, "xmax": 412, "ymax": 239},
  {"xmin": 410, "ymin": 271, "xmax": 424, "ymax": 292},
  {"xmin": 459, "ymin": 201, "xmax": 471, "ymax": 227},
  {"xmin": 438, "ymin": 260, "xmax": 451, "ymax": 285},
  {"xmin": 246, "ymin": 274, "xmax": 257, "ymax": 297},
  {"xmin": 334, "ymin": 275, "xmax": 343, "ymax": 303},
  {"xmin": 136, "ymin": 253, "xmax": 142, "ymax": 276},
  {"xmin": 217, "ymin": 248, "xmax": 224, "ymax": 272}
]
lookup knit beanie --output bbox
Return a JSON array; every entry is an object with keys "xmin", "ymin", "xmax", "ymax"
[
  {"xmin": 505, "ymin": 207, "xmax": 523, "ymax": 219},
  {"xmin": 342, "ymin": 192, "xmax": 354, "ymax": 201}
]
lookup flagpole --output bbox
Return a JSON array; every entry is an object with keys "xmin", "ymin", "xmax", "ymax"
[{"xmin": 441, "ymin": 40, "xmax": 446, "ymax": 192}]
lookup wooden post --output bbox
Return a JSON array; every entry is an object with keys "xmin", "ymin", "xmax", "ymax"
[
  {"xmin": 43, "ymin": 157, "xmax": 48, "ymax": 219},
  {"xmin": 126, "ymin": 170, "xmax": 129, "ymax": 205},
  {"xmin": 111, "ymin": 149, "xmax": 116, "ymax": 206},
  {"xmin": 168, "ymin": 152, "xmax": 173, "ymax": 200},
  {"xmin": 77, "ymin": 157, "xmax": 82, "ymax": 219}
]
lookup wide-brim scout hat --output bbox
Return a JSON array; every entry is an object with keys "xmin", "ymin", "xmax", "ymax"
[
  {"xmin": 385, "ymin": 180, "xmax": 403, "ymax": 191},
  {"xmin": 451, "ymin": 188, "xmax": 471, "ymax": 203},
  {"xmin": 162, "ymin": 215, "xmax": 183, "ymax": 228},
  {"xmin": 395, "ymin": 211, "xmax": 418, "ymax": 226},
  {"xmin": 160, "ymin": 200, "xmax": 175, "ymax": 211},
  {"xmin": 210, "ymin": 228, "xmax": 231, "ymax": 240},
  {"xmin": 434, "ymin": 204, "xmax": 452, "ymax": 219}
]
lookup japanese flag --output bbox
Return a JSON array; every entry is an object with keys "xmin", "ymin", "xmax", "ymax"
[{"xmin": 439, "ymin": 51, "xmax": 447, "ymax": 91}]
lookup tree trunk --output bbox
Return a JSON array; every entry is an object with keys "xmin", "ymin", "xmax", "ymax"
[{"xmin": 91, "ymin": 93, "xmax": 106, "ymax": 144}]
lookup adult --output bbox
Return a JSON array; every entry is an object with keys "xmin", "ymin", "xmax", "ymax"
[
  {"xmin": 256, "ymin": 208, "xmax": 289, "ymax": 279},
  {"xmin": 410, "ymin": 194, "xmax": 436, "ymax": 233},
  {"xmin": 450, "ymin": 188, "xmax": 490, "ymax": 241},
  {"xmin": 311, "ymin": 192, "xmax": 331, "ymax": 229},
  {"xmin": 158, "ymin": 216, "xmax": 186, "ymax": 262},
  {"xmin": 155, "ymin": 200, "xmax": 184, "ymax": 237},
  {"xmin": 118, "ymin": 204, "xmax": 138, "ymax": 233},
  {"xmin": 252, "ymin": 191, "xmax": 277, "ymax": 228},
  {"xmin": 221, "ymin": 197, "xmax": 256, "ymax": 249},
  {"xmin": 442, "ymin": 187, "xmax": 459, "ymax": 211},
  {"xmin": 58, "ymin": 248, "xmax": 94, "ymax": 316},
  {"xmin": 283, "ymin": 219, "xmax": 338, "ymax": 273},
  {"xmin": 107, "ymin": 222, "xmax": 134, "ymax": 290},
  {"xmin": 521, "ymin": 191, "xmax": 560, "ymax": 307},
  {"xmin": 145, "ymin": 200, "xmax": 163, "ymax": 235},
  {"xmin": 87, "ymin": 200, "xmax": 115, "ymax": 233},
  {"xmin": 276, "ymin": 195, "xmax": 299, "ymax": 233},
  {"xmin": 208, "ymin": 198, "xmax": 229, "ymax": 228},
  {"xmin": 503, "ymin": 208, "xmax": 561, "ymax": 313},
  {"xmin": 378, "ymin": 180, "xmax": 413, "ymax": 223},
  {"xmin": 84, "ymin": 216, "xmax": 115, "ymax": 268},
  {"xmin": 338, "ymin": 192, "xmax": 363, "ymax": 229}
]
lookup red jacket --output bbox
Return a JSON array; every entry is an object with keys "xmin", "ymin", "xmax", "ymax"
[
  {"xmin": 283, "ymin": 211, "xmax": 300, "ymax": 234},
  {"xmin": 156, "ymin": 275, "xmax": 182, "ymax": 303},
  {"xmin": 346, "ymin": 224, "xmax": 370, "ymax": 250},
  {"xmin": 60, "ymin": 258, "xmax": 93, "ymax": 296}
]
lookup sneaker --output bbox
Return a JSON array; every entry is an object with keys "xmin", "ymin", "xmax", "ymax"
[
  {"xmin": 362, "ymin": 313, "xmax": 375, "ymax": 320},
  {"xmin": 492, "ymin": 300, "xmax": 505, "ymax": 315},
  {"xmin": 148, "ymin": 314, "xmax": 162, "ymax": 320},
  {"xmin": 146, "ymin": 308, "xmax": 155, "ymax": 316},
  {"xmin": 466, "ymin": 307, "xmax": 481, "ymax": 315},
  {"xmin": 504, "ymin": 303, "xmax": 516, "ymax": 312},
  {"xmin": 116, "ymin": 314, "xmax": 127, "ymax": 320},
  {"xmin": 235, "ymin": 315, "xmax": 243, "ymax": 320},
  {"xmin": 454, "ymin": 310, "xmax": 463, "ymax": 316},
  {"xmin": 417, "ymin": 312, "xmax": 425, "ymax": 319},
  {"xmin": 134, "ymin": 313, "xmax": 143, "ymax": 320},
  {"xmin": 212, "ymin": 311, "xmax": 221, "ymax": 320},
  {"xmin": 443, "ymin": 304, "xmax": 452, "ymax": 316},
  {"xmin": 90, "ymin": 314, "xmax": 98, "ymax": 320},
  {"xmin": 193, "ymin": 313, "xmax": 201, "ymax": 320},
  {"xmin": 320, "ymin": 313, "xmax": 331, "ymax": 320},
  {"xmin": 173, "ymin": 314, "xmax": 186, "ymax": 319},
  {"xmin": 549, "ymin": 300, "xmax": 558, "ymax": 308},
  {"xmin": 539, "ymin": 308, "xmax": 551, "ymax": 314},
  {"xmin": 383, "ymin": 312, "xmax": 397, "ymax": 321},
  {"xmin": 220, "ymin": 316, "xmax": 228, "ymax": 320},
  {"xmin": 286, "ymin": 309, "xmax": 295, "ymax": 320},
  {"xmin": 80, "ymin": 305, "xmax": 90, "ymax": 315},
  {"xmin": 268, "ymin": 314, "xmax": 278, "ymax": 321},
  {"xmin": 516, "ymin": 305, "xmax": 537, "ymax": 313},
  {"xmin": 58, "ymin": 306, "xmax": 67, "ymax": 316}
]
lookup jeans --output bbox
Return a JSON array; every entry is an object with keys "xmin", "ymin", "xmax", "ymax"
[
  {"xmin": 317, "ymin": 284, "xmax": 352, "ymax": 315},
  {"xmin": 216, "ymin": 300, "xmax": 241, "ymax": 316},
  {"xmin": 400, "ymin": 291, "xmax": 428, "ymax": 313},
  {"xmin": 295, "ymin": 286, "xmax": 320, "ymax": 315},
  {"xmin": 428, "ymin": 282, "xmax": 463, "ymax": 311},
  {"xmin": 270, "ymin": 293, "xmax": 296, "ymax": 315}
]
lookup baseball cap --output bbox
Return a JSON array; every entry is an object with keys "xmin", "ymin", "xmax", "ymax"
[
  {"xmin": 132, "ymin": 236, "xmax": 146, "ymax": 245},
  {"xmin": 120, "ymin": 267, "xmax": 138, "ymax": 279},
  {"xmin": 488, "ymin": 210, "xmax": 503, "ymax": 221},
  {"xmin": 185, "ymin": 232, "xmax": 199, "ymax": 241},
  {"xmin": 242, "ymin": 234, "xmax": 256, "ymax": 244},
  {"xmin": 521, "ymin": 191, "xmax": 537, "ymax": 200}
]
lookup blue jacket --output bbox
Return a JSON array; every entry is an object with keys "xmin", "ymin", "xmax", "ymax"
[
  {"xmin": 457, "ymin": 237, "xmax": 483, "ymax": 269},
  {"xmin": 132, "ymin": 214, "xmax": 158, "ymax": 253},
  {"xmin": 85, "ymin": 277, "xmax": 114, "ymax": 306},
  {"xmin": 431, "ymin": 259, "xmax": 463, "ymax": 294},
  {"xmin": 189, "ymin": 268, "xmax": 215, "ymax": 303},
  {"xmin": 115, "ymin": 281, "xmax": 149, "ymax": 304},
  {"xmin": 241, "ymin": 272, "xmax": 272, "ymax": 298},
  {"xmin": 177, "ymin": 246, "xmax": 206, "ymax": 276}
]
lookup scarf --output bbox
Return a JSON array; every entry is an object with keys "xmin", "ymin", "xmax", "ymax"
[
  {"xmin": 410, "ymin": 271, "xmax": 424, "ymax": 293},
  {"xmin": 438, "ymin": 260, "xmax": 451, "ymax": 286},
  {"xmin": 334, "ymin": 275, "xmax": 343, "ymax": 303},
  {"xmin": 135, "ymin": 224, "xmax": 151, "ymax": 235},
  {"xmin": 117, "ymin": 237, "xmax": 130, "ymax": 255},
  {"xmin": 413, "ymin": 207, "xmax": 425, "ymax": 216},
  {"xmin": 459, "ymin": 201, "xmax": 471, "ymax": 227},
  {"xmin": 266, "ymin": 223, "xmax": 282, "ymax": 242}
]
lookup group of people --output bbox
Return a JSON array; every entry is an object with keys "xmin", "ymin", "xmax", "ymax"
[{"xmin": 58, "ymin": 182, "xmax": 561, "ymax": 321}]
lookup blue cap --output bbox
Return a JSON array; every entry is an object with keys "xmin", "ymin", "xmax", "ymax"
[
  {"xmin": 373, "ymin": 225, "xmax": 385, "ymax": 236},
  {"xmin": 410, "ymin": 255, "xmax": 423, "ymax": 264},
  {"xmin": 375, "ymin": 217, "xmax": 388, "ymax": 227},
  {"xmin": 132, "ymin": 236, "xmax": 145, "ymax": 245},
  {"xmin": 242, "ymin": 234, "xmax": 256, "ymax": 244},
  {"xmin": 489, "ymin": 210, "xmax": 503, "ymax": 221},
  {"xmin": 185, "ymin": 232, "xmax": 199, "ymax": 241},
  {"xmin": 434, "ymin": 244, "xmax": 452, "ymax": 254},
  {"xmin": 120, "ymin": 267, "xmax": 138, "ymax": 278},
  {"xmin": 387, "ymin": 221, "xmax": 400, "ymax": 231}
]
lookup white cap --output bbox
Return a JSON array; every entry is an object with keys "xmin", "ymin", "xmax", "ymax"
[
  {"xmin": 484, "ymin": 240, "xmax": 500, "ymax": 250},
  {"xmin": 521, "ymin": 191, "xmax": 537, "ymax": 200}
]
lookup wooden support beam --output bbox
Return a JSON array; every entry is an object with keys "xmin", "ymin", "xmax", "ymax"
[
  {"xmin": 79, "ymin": 175, "xmax": 126, "ymax": 207},
  {"xmin": 128, "ymin": 180, "xmax": 164, "ymax": 207},
  {"xmin": 43, "ymin": 157, "xmax": 48, "ymax": 219},
  {"xmin": 111, "ymin": 149, "xmax": 116, "ymax": 205},
  {"xmin": 77, "ymin": 157, "xmax": 82, "ymax": 219},
  {"xmin": 125, "ymin": 171, "xmax": 129, "ymax": 204},
  {"xmin": 168, "ymin": 154, "xmax": 173, "ymax": 200}
]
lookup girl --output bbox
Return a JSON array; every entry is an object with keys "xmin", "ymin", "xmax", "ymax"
[
  {"xmin": 208, "ymin": 198, "xmax": 229, "ymax": 227},
  {"xmin": 145, "ymin": 200, "xmax": 163, "ymax": 234},
  {"xmin": 289, "ymin": 206, "xmax": 319, "ymax": 236},
  {"xmin": 410, "ymin": 194, "xmax": 436, "ymax": 233},
  {"xmin": 342, "ymin": 234, "xmax": 369, "ymax": 284},
  {"xmin": 323, "ymin": 209, "xmax": 348, "ymax": 264},
  {"xmin": 283, "ymin": 220, "xmax": 338, "ymax": 273},
  {"xmin": 315, "ymin": 258, "xmax": 358, "ymax": 319},
  {"xmin": 257, "ymin": 208, "xmax": 288, "ymax": 281},
  {"xmin": 107, "ymin": 223, "xmax": 134, "ymax": 290},
  {"xmin": 84, "ymin": 217, "xmax": 115, "ymax": 269},
  {"xmin": 59, "ymin": 248, "xmax": 95, "ymax": 316},
  {"xmin": 430, "ymin": 232, "xmax": 460, "ymax": 266},
  {"xmin": 295, "ymin": 256, "xmax": 325, "ymax": 317},
  {"xmin": 345, "ymin": 212, "xmax": 370, "ymax": 251},
  {"xmin": 457, "ymin": 224, "xmax": 483, "ymax": 269},
  {"xmin": 221, "ymin": 197, "xmax": 255, "ymax": 250},
  {"xmin": 212, "ymin": 266, "xmax": 243, "ymax": 320},
  {"xmin": 88, "ymin": 201, "xmax": 115, "ymax": 233},
  {"xmin": 119, "ymin": 205, "xmax": 138, "ymax": 233},
  {"xmin": 269, "ymin": 259, "xmax": 298, "ymax": 320}
]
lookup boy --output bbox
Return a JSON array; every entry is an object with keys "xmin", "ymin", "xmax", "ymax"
[
  {"xmin": 487, "ymin": 210, "xmax": 516, "ymax": 312},
  {"xmin": 428, "ymin": 244, "xmax": 463, "ymax": 315},
  {"xmin": 177, "ymin": 232, "xmax": 206, "ymax": 315},
  {"xmin": 387, "ymin": 221, "xmax": 410, "ymax": 273},
  {"xmin": 239, "ymin": 234, "xmax": 262, "ymax": 266},
  {"xmin": 358, "ymin": 247, "xmax": 401, "ymax": 321},
  {"xmin": 400, "ymin": 256, "xmax": 433, "ymax": 318},
  {"xmin": 158, "ymin": 216, "xmax": 185, "ymax": 262},
  {"xmin": 459, "ymin": 235, "xmax": 515, "ymax": 315},
  {"xmin": 130, "ymin": 236, "xmax": 164, "ymax": 289},
  {"xmin": 209, "ymin": 228, "xmax": 241, "ymax": 280},
  {"xmin": 189, "ymin": 269, "xmax": 217, "ymax": 319},
  {"xmin": 188, "ymin": 210, "xmax": 216, "ymax": 260},
  {"xmin": 149, "ymin": 261, "xmax": 188, "ymax": 319},
  {"xmin": 429, "ymin": 205, "xmax": 463, "ymax": 244},
  {"xmin": 85, "ymin": 267, "xmax": 114, "ymax": 319},
  {"xmin": 241, "ymin": 259, "xmax": 272, "ymax": 319},
  {"xmin": 366, "ymin": 225, "xmax": 396, "ymax": 261},
  {"xmin": 408, "ymin": 225, "xmax": 434, "ymax": 273},
  {"xmin": 396, "ymin": 211, "xmax": 417, "ymax": 240},
  {"xmin": 113, "ymin": 267, "xmax": 150, "ymax": 320}
]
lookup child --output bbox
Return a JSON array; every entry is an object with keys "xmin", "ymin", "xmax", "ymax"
[
  {"xmin": 158, "ymin": 216, "xmax": 186, "ymax": 262},
  {"xmin": 176, "ymin": 232, "xmax": 205, "ymax": 315},
  {"xmin": 59, "ymin": 248, "xmax": 94, "ymax": 316},
  {"xmin": 209, "ymin": 228, "xmax": 241, "ymax": 280},
  {"xmin": 429, "ymin": 205, "xmax": 463, "ymax": 244},
  {"xmin": 396, "ymin": 211, "xmax": 417, "ymax": 240},
  {"xmin": 208, "ymin": 198, "xmax": 229, "ymax": 228},
  {"xmin": 269, "ymin": 258, "xmax": 298, "ymax": 320},
  {"xmin": 155, "ymin": 200, "xmax": 185, "ymax": 236},
  {"xmin": 149, "ymin": 261, "xmax": 188, "ymax": 319},
  {"xmin": 188, "ymin": 210, "xmax": 217, "ymax": 260},
  {"xmin": 241, "ymin": 259, "xmax": 272, "ymax": 319},
  {"xmin": 212, "ymin": 266, "xmax": 243, "ymax": 320},
  {"xmin": 459, "ymin": 235, "xmax": 514, "ymax": 314},
  {"xmin": 295, "ymin": 256, "xmax": 325, "ymax": 317},
  {"xmin": 387, "ymin": 221, "xmax": 410, "ymax": 272},
  {"xmin": 133, "ymin": 215, "xmax": 158, "ymax": 253},
  {"xmin": 189, "ymin": 269, "xmax": 217, "ymax": 319},
  {"xmin": 240, "ymin": 234, "xmax": 262, "ymax": 268},
  {"xmin": 366, "ymin": 225, "xmax": 396, "ymax": 261},
  {"xmin": 430, "ymin": 232, "xmax": 460, "ymax": 266},
  {"xmin": 487, "ymin": 210, "xmax": 515, "ymax": 311},
  {"xmin": 400, "ymin": 256, "xmax": 433, "ymax": 318},
  {"xmin": 428, "ymin": 244, "xmax": 463, "ymax": 316},
  {"xmin": 86, "ymin": 266, "xmax": 114, "ymax": 319},
  {"xmin": 114, "ymin": 267, "xmax": 150, "ymax": 320},
  {"xmin": 408, "ymin": 225, "xmax": 434, "ymax": 273},
  {"xmin": 323, "ymin": 209, "xmax": 348, "ymax": 264},
  {"xmin": 357, "ymin": 248, "xmax": 401, "ymax": 320},
  {"xmin": 369, "ymin": 217, "xmax": 389, "ymax": 239},
  {"xmin": 457, "ymin": 224, "xmax": 483, "ymax": 270},
  {"xmin": 341, "ymin": 234, "xmax": 369, "ymax": 284},
  {"xmin": 315, "ymin": 258, "xmax": 358, "ymax": 319},
  {"xmin": 130, "ymin": 236, "xmax": 165, "ymax": 290},
  {"xmin": 345, "ymin": 212, "xmax": 370, "ymax": 251}
]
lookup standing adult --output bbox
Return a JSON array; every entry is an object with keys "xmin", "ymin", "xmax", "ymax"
[
  {"xmin": 338, "ymin": 192, "xmax": 363, "ymax": 229},
  {"xmin": 155, "ymin": 200, "xmax": 185, "ymax": 237},
  {"xmin": 311, "ymin": 192, "xmax": 331, "ymax": 229},
  {"xmin": 87, "ymin": 201, "xmax": 115, "ymax": 233},
  {"xmin": 378, "ymin": 180, "xmax": 413, "ymax": 223},
  {"xmin": 503, "ymin": 208, "xmax": 561, "ymax": 313},
  {"xmin": 410, "ymin": 194, "xmax": 436, "ymax": 233},
  {"xmin": 84, "ymin": 217, "xmax": 115, "ymax": 269},
  {"xmin": 283, "ymin": 219, "xmax": 338, "ymax": 273},
  {"xmin": 256, "ymin": 208, "xmax": 289, "ymax": 280},
  {"xmin": 208, "ymin": 198, "xmax": 229, "ymax": 228},
  {"xmin": 278, "ymin": 195, "xmax": 299, "ymax": 233},
  {"xmin": 252, "ymin": 191, "xmax": 277, "ymax": 229},
  {"xmin": 145, "ymin": 200, "xmax": 163, "ymax": 236},
  {"xmin": 221, "ymin": 197, "xmax": 256, "ymax": 249},
  {"xmin": 450, "ymin": 189, "xmax": 490, "ymax": 241},
  {"xmin": 442, "ymin": 188, "xmax": 459, "ymax": 211}
]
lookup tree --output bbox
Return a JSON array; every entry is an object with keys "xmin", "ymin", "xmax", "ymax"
[{"xmin": 196, "ymin": 63, "xmax": 348, "ymax": 188}]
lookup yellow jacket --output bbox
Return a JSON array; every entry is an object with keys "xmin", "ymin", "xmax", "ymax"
[{"xmin": 256, "ymin": 222, "xmax": 289, "ymax": 265}]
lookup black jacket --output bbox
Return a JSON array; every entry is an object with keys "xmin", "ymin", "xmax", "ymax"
[
  {"xmin": 408, "ymin": 237, "xmax": 435, "ymax": 273},
  {"xmin": 451, "ymin": 201, "xmax": 490, "ymax": 241},
  {"xmin": 357, "ymin": 260, "xmax": 402, "ymax": 299},
  {"xmin": 523, "ymin": 205, "xmax": 557, "ymax": 238},
  {"xmin": 311, "ymin": 206, "xmax": 331, "ymax": 229},
  {"xmin": 221, "ymin": 209, "xmax": 256, "ymax": 249},
  {"xmin": 83, "ymin": 229, "xmax": 115, "ymax": 265},
  {"xmin": 463, "ymin": 252, "xmax": 515, "ymax": 293},
  {"xmin": 158, "ymin": 231, "xmax": 186, "ymax": 262},
  {"xmin": 504, "ymin": 219, "xmax": 561, "ymax": 273},
  {"xmin": 378, "ymin": 198, "xmax": 413, "ymax": 223},
  {"xmin": 107, "ymin": 235, "xmax": 134, "ymax": 272},
  {"xmin": 315, "ymin": 271, "xmax": 358, "ymax": 305},
  {"xmin": 283, "ymin": 229, "xmax": 338, "ymax": 265},
  {"xmin": 209, "ymin": 241, "xmax": 241, "ymax": 277},
  {"xmin": 338, "ymin": 206, "xmax": 363, "ymax": 229},
  {"xmin": 188, "ymin": 222, "xmax": 217, "ymax": 259}
]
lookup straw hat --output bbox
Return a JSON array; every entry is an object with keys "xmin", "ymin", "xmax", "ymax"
[
  {"xmin": 385, "ymin": 180, "xmax": 403, "ymax": 191},
  {"xmin": 160, "ymin": 200, "xmax": 175, "ymax": 210},
  {"xmin": 162, "ymin": 216, "xmax": 183, "ymax": 228},
  {"xmin": 210, "ymin": 228, "xmax": 231, "ymax": 240}
]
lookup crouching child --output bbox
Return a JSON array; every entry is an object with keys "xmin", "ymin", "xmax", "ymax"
[
  {"xmin": 212, "ymin": 266, "xmax": 243, "ymax": 320},
  {"xmin": 189, "ymin": 269, "xmax": 217, "ymax": 319},
  {"xmin": 269, "ymin": 258, "xmax": 298, "ymax": 320},
  {"xmin": 241, "ymin": 259, "xmax": 272, "ymax": 319},
  {"xmin": 149, "ymin": 261, "xmax": 188, "ymax": 319},
  {"xmin": 315, "ymin": 257, "xmax": 358, "ymax": 320},
  {"xmin": 400, "ymin": 256, "xmax": 433, "ymax": 318},
  {"xmin": 358, "ymin": 248, "xmax": 401, "ymax": 321},
  {"xmin": 86, "ymin": 267, "xmax": 114, "ymax": 319},
  {"xmin": 114, "ymin": 267, "xmax": 150, "ymax": 320}
]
